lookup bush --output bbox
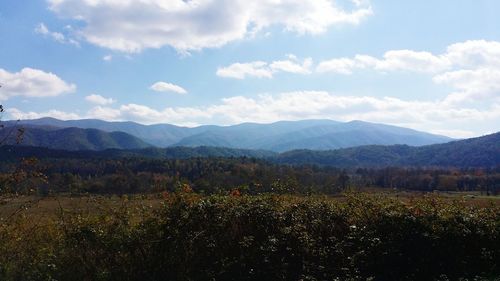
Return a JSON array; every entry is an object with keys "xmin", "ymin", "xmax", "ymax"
[{"xmin": 0, "ymin": 194, "xmax": 499, "ymax": 280}]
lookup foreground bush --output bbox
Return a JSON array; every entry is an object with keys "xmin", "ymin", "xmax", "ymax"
[{"xmin": 0, "ymin": 194, "xmax": 499, "ymax": 280}]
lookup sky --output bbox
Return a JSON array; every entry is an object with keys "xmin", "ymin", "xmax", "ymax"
[{"xmin": 1, "ymin": 0, "xmax": 500, "ymax": 138}]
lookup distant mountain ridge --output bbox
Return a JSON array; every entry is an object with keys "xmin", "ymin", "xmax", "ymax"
[
  {"xmin": 0, "ymin": 126, "xmax": 150, "ymax": 151},
  {"xmin": 9, "ymin": 117, "xmax": 196, "ymax": 147},
  {"xmin": 7, "ymin": 118, "xmax": 453, "ymax": 152}
]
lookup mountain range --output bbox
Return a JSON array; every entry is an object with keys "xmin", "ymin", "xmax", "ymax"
[
  {"xmin": 1, "ymin": 132, "xmax": 498, "ymax": 168},
  {"xmin": 5, "ymin": 118, "xmax": 453, "ymax": 152}
]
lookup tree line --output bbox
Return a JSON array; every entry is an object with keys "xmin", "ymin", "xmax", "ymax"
[{"xmin": 1, "ymin": 156, "xmax": 498, "ymax": 195}]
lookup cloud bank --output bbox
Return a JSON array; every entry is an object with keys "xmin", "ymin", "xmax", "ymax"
[
  {"xmin": 316, "ymin": 40, "xmax": 500, "ymax": 104},
  {"xmin": 8, "ymin": 91, "xmax": 499, "ymax": 138}
]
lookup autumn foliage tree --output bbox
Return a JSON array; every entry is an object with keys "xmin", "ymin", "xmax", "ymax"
[{"xmin": 0, "ymin": 92, "xmax": 39, "ymax": 195}]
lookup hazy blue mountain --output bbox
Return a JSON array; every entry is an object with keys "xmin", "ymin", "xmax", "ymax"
[
  {"xmin": 174, "ymin": 120, "xmax": 452, "ymax": 151},
  {"xmin": 9, "ymin": 118, "xmax": 452, "ymax": 151},
  {"xmin": 173, "ymin": 120, "xmax": 340, "ymax": 148},
  {"xmin": 275, "ymin": 132, "xmax": 500, "ymax": 168},
  {"xmin": 10, "ymin": 117, "xmax": 199, "ymax": 147},
  {"xmin": 0, "ymin": 126, "xmax": 150, "ymax": 151}
]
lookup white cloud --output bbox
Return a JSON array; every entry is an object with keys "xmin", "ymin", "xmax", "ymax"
[
  {"xmin": 87, "ymin": 106, "xmax": 121, "ymax": 120},
  {"xmin": 102, "ymin": 55, "xmax": 113, "ymax": 61},
  {"xmin": 37, "ymin": 22, "xmax": 51, "ymax": 33},
  {"xmin": 150, "ymin": 82, "xmax": 187, "ymax": 94},
  {"xmin": 445, "ymin": 40, "xmax": 500, "ymax": 68},
  {"xmin": 85, "ymin": 94, "xmax": 115, "ymax": 105},
  {"xmin": 317, "ymin": 41, "xmax": 500, "ymax": 75},
  {"xmin": 35, "ymin": 23, "xmax": 79, "ymax": 46},
  {"xmin": 317, "ymin": 51, "xmax": 450, "ymax": 74},
  {"xmin": 434, "ymin": 68, "xmax": 500, "ymax": 103},
  {"xmin": 316, "ymin": 57, "xmax": 360, "ymax": 74},
  {"xmin": 270, "ymin": 58, "xmax": 313, "ymax": 74},
  {"xmin": 376, "ymin": 50, "xmax": 450, "ymax": 72},
  {"xmin": 0, "ymin": 67, "xmax": 76, "ymax": 101},
  {"xmin": 317, "ymin": 40, "xmax": 500, "ymax": 104},
  {"xmin": 47, "ymin": 0, "xmax": 372, "ymax": 53},
  {"xmin": 217, "ymin": 56, "xmax": 313, "ymax": 79},
  {"xmin": 216, "ymin": 62, "xmax": 273, "ymax": 79}
]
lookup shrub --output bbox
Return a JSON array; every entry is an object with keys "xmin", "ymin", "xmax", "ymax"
[{"xmin": 0, "ymin": 194, "xmax": 498, "ymax": 280}]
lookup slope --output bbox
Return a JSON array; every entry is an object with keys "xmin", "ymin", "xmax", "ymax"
[
  {"xmin": 275, "ymin": 132, "xmax": 500, "ymax": 168},
  {"xmin": 0, "ymin": 126, "xmax": 151, "ymax": 151}
]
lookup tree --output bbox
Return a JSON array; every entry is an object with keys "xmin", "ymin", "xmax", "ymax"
[
  {"xmin": 337, "ymin": 170, "xmax": 350, "ymax": 191},
  {"xmin": 0, "ymin": 85, "xmax": 25, "ymax": 146},
  {"xmin": 0, "ymin": 85, "xmax": 35, "ymax": 195}
]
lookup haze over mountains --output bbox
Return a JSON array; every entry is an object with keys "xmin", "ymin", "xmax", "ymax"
[{"xmin": 6, "ymin": 118, "xmax": 453, "ymax": 152}]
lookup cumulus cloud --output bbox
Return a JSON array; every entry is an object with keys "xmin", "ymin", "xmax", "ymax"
[
  {"xmin": 445, "ymin": 40, "xmax": 500, "ymax": 68},
  {"xmin": 217, "ymin": 56, "xmax": 313, "ymax": 79},
  {"xmin": 317, "ymin": 40, "xmax": 500, "ymax": 104},
  {"xmin": 8, "ymin": 91, "xmax": 498, "ymax": 137},
  {"xmin": 85, "ymin": 94, "xmax": 115, "ymax": 105},
  {"xmin": 434, "ymin": 68, "xmax": 500, "ymax": 104},
  {"xmin": 47, "ymin": 0, "xmax": 372, "ymax": 53},
  {"xmin": 150, "ymin": 82, "xmax": 187, "ymax": 94},
  {"xmin": 35, "ymin": 23, "xmax": 79, "ymax": 46},
  {"xmin": 0, "ymin": 67, "xmax": 76, "ymax": 101}
]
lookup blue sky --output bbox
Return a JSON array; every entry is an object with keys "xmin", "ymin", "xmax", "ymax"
[{"xmin": 1, "ymin": 0, "xmax": 500, "ymax": 138}]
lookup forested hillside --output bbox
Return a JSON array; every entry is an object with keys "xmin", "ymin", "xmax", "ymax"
[
  {"xmin": 0, "ymin": 126, "xmax": 150, "ymax": 151},
  {"xmin": 0, "ymin": 145, "xmax": 275, "ymax": 162},
  {"xmin": 276, "ymin": 132, "xmax": 500, "ymax": 168}
]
